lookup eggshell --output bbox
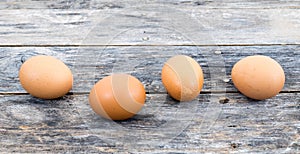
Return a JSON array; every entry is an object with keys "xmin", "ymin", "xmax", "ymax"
[
  {"xmin": 19, "ymin": 55, "xmax": 73, "ymax": 99},
  {"xmin": 231, "ymin": 55, "xmax": 285, "ymax": 100},
  {"xmin": 89, "ymin": 74, "xmax": 146, "ymax": 120},
  {"xmin": 161, "ymin": 55, "xmax": 204, "ymax": 101}
]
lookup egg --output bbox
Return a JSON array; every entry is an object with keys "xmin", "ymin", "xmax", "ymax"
[
  {"xmin": 89, "ymin": 74, "xmax": 146, "ymax": 120},
  {"xmin": 231, "ymin": 55, "xmax": 285, "ymax": 100},
  {"xmin": 161, "ymin": 55, "xmax": 204, "ymax": 101},
  {"xmin": 19, "ymin": 55, "xmax": 73, "ymax": 99}
]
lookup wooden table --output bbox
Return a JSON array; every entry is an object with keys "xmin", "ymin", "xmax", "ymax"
[{"xmin": 0, "ymin": 1, "xmax": 299, "ymax": 153}]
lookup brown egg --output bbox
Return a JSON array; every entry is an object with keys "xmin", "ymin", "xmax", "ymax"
[
  {"xmin": 19, "ymin": 55, "xmax": 73, "ymax": 99},
  {"xmin": 89, "ymin": 74, "xmax": 146, "ymax": 120},
  {"xmin": 161, "ymin": 55, "xmax": 204, "ymax": 101},
  {"xmin": 231, "ymin": 55, "xmax": 285, "ymax": 100}
]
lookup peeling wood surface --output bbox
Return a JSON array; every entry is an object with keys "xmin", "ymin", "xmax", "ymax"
[
  {"xmin": 0, "ymin": 0, "xmax": 300, "ymax": 9},
  {"xmin": 1, "ymin": 93, "xmax": 299, "ymax": 153},
  {"xmin": 0, "ymin": 8, "xmax": 300, "ymax": 45},
  {"xmin": 0, "ymin": 0, "xmax": 299, "ymax": 154},
  {"xmin": 0, "ymin": 45, "xmax": 299, "ymax": 93}
]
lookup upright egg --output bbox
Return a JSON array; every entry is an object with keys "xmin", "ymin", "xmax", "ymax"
[
  {"xmin": 231, "ymin": 55, "xmax": 285, "ymax": 100},
  {"xmin": 161, "ymin": 55, "xmax": 204, "ymax": 101},
  {"xmin": 19, "ymin": 55, "xmax": 73, "ymax": 99},
  {"xmin": 89, "ymin": 74, "xmax": 146, "ymax": 120}
]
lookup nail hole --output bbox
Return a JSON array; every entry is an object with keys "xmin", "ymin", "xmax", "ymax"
[
  {"xmin": 219, "ymin": 97, "xmax": 230, "ymax": 104},
  {"xmin": 230, "ymin": 143, "xmax": 239, "ymax": 149},
  {"xmin": 228, "ymin": 125, "xmax": 237, "ymax": 128}
]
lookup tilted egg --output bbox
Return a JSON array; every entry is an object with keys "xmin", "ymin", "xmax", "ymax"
[
  {"xmin": 161, "ymin": 55, "xmax": 204, "ymax": 101},
  {"xmin": 19, "ymin": 55, "xmax": 73, "ymax": 99},
  {"xmin": 89, "ymin": 74, "xmax": 146, "ymax": 120},
  {"xmin": 231, "ymin": 55, "xmax": 285, "ymax": 100}
]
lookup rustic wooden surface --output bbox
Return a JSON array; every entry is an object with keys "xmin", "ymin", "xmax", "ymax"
[
  {"xmin": 0, "ymin": 0, "xmax": 299, "ymax": 153},
  {"xmin": 0, "ymin": 1, "xmax": 300, "ymax": 46},
  {"xmin": 1, "ymin": 46, "xmax": 299, "ymax": 93}
]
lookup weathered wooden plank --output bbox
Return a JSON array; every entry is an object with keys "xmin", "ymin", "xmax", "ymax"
[
  {"xmin": 0, "ymin": 93, "xmax": 299, "ymax": 153},
  {"xmin": 1, "ymin": 0, "xmax": 300, "ymax": 9},
  {"xmin": 0, "ymin": 45, "xmax": 299, "ymax": 93},
  {"xmin": 0, "ymin": 8, "xmax": 299, "ymax": 45}
]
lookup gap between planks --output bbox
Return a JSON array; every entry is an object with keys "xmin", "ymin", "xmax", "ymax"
[{"xmin": 1, "ymin": 90, "xmax": 299, "ymax": 96}]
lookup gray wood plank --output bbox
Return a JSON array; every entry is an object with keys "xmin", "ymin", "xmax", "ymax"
[
  {"xmin": 0, "ymin": 8, "xmax": 300, "ymax": 45},
  {"xmin": 0, "ymin": 93, "xmax": 299, "ymax": 153},
  {"xmin": 1, "ymin": 0, "xmax": 300, "ymax": 9},
  {"xmin": 0, "ymin": 45, "xmax": 299, "ymax": 93}
]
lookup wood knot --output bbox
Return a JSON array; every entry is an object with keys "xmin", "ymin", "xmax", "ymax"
[{"xmin": 6, "ymin": 104, "xmax": 45, "ymax": 124}]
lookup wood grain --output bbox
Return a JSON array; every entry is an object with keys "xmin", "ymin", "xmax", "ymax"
[
  {"xmin": 0, "ymin": 8, "xmax": 299, "ymax": 45},
  {"xmin": 0, "ymin": 1, "xmax": 299, "ymax": 153},
  {"xmin": 1, "ymin": 45, "xmax": 299, "ymax": 93},
  {"xmin": 1, "ymin": 0, "xmax": 300, "ymax": 9},
  {"xmin": 0, "ymin": 93, "xmax": 299, "ymax": 153}
]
